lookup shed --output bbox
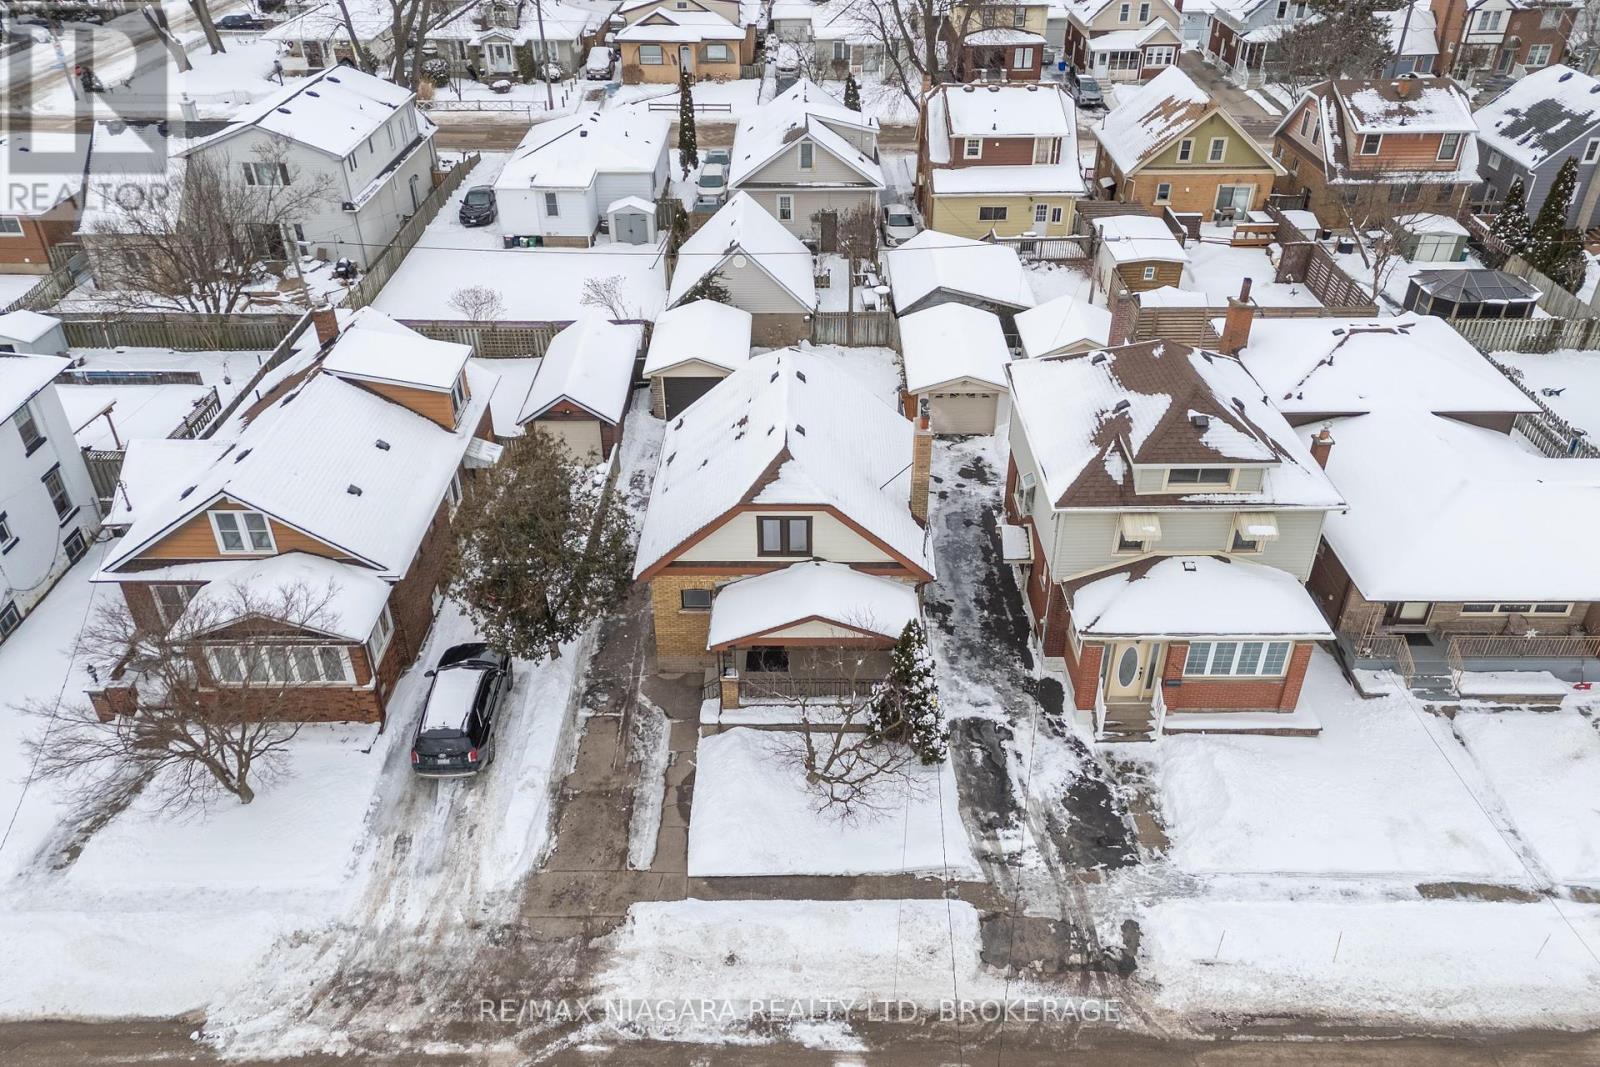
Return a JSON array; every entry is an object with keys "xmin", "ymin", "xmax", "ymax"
[
  {"xmin": 898, "ymin": 304, "xmax": 1010, "ymax": 434},
  {"xmin": 0, "ymin": 310, "xmax": 67, "ymax": 355},
  {"xmin": 883, "ymin": 230, "xmax": 1035, "ymax": 344},
  {"xmin": 642, "ymin": 299, "xmax": 752, "ymax": 418},
  {"xmin": 1394, "ymin": 213, "xmax": 1468, "ymax": 263},
  {"xmin": 1402, "ymin": 270, "xmax": 1539, "ymax": 320},
  {"xmin": 515, "ymin": 313, "xmax": 644, "ymax": 461},
  {"xmin": 1091, "ymin": 214, "xmax": 1189, "ymax": 297},
  {"xmin": 607, "ymin": 195, "xmax": 658, "ymax": 246},
  {"xmin": 1014, "ymin": 293, "xmax": 1112, "ymax": 359}
]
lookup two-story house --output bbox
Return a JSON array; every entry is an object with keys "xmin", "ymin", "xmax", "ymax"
[
  {"xmin": 1094, "ymin": 65, "xmax": 1284, "ymax": 218},
  {"xmin": 1003, "ymin": 314, "xmax": 1344, "ymax": 740},
  {"xmin": 633, "ymin": 348, "xmax": 934, "ymax": 706},
  {"xmin": 1272, "ymin": 76, "xmax": 1479, "ymax": 227},
  {"xmin": 0, "ymin": 130, "xmax": 91, "ymax": 278},
  {"xmin": 1379, "ymin": 1, "xmax": 1441, "ymax": 77},
  {"xmin": 1473, "ymin": 64, "xmax": 1600, "ymax": 227},
  {"xmin": 0, "ymin": 354, "xmax": 100, "ymax": 640},
  {"xmin": 1064, "ymin": 0, "xmax": 1185, "ymax": 82},
  {"xmin": 917, "ymin": 83, "xmax": 1085, "ymax": 239},
  {"xmin": 1236, "ymin": 313, "xmax": 1600, "ymax": 689},
  {"xmin": 948, "ymin": 0, "xmax": 1052, "ymax": 81},
  {"xmin": 1430, "ymin": 0, "xmax": 1576, "ymax": 83},
  {"xmin": 90, "ymin": 309, "xmax": 499, "ymax": 724},
  {"xmin": 173, "ymin": 66, "xmax": 438, "ymax": 268},
  {"xmin": 728, "ymin": 79, "xmax": 884, "ymax": 245},
  {"xmin": 1205, "ymin": 0, "xmax": 1314, "ymax": 86}
]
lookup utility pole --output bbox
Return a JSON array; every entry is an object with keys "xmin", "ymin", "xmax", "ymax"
[{"xmin": 534, "ymin": 0, "xmax": 553, "ymax": 110}]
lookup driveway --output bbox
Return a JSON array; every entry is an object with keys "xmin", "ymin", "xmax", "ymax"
[{"xmin": 1178, "ymin": 52, "xmax": 1279, "ymax": 145}]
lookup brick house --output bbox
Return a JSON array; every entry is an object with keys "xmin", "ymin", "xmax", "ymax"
[
  {"xmin": 632, "ymin": 349, "xmax": 934, "ymax": 703},
  {"xmin": 90, "ymin": 309, "xmax": 499, "ymax": 724},
  {"xmin": 0, "ymin": 130, "xmax": 91, "ymax": 276},
  {"xmin": 1093, "ymin": 65, "xmax": 1285, "ymax": 219},
  {"xmin": 1064, "ymin": 0, "xmax": 1185, "ymax": 82},
  {"xmin": 1271, "ymin": 76, "xmax": 1479, "ymax": 228},
  {"xmin": 1429, "ymin": 0, "xmax": 1576, "ymax": 83},
  {"xmin": 1236, "ymin": 313, "xmax": 1600, "ymax": 680},
  {"xmin": 513, "ymin": 313, "xmax": 642, "ymax": 462},
  {"xmin": 1002, "ymin": 309, "xmax": 1345, "ymax": 740},
  {"xmin": 614, "ymin": 9, "xmax": 753, "ymax": 84},
  {"xmin": 948, "ymin": 0, "xmax": 1052, "ymax": 81}
]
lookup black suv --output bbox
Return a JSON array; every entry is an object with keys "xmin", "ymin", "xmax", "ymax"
[
  {"xmin": 410, "ymin": 643, "xmax": 512, "ymax": 778},
  {"xmin": 458, "ymin": 186, "xmax": 497, "ymax": 227}
]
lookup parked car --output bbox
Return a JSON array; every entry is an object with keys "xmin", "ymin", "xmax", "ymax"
[
  {"xmin": 702, "ymin": 147, "xmax": 731, "ymax": 168},
  {"xmin": 882, "ymin": 202, "xmax": 919, "ymax": 246},
  {"xmin": 695, "ymin": 162, "xmax": 728, "ymax": 210},
  {"xmin": 216, "ymin": 14, "xmax": 266, "ymax": 30},
  {"xmin": 458, "ymin": 185, "xmax": 497, "ymax": 227},
  {"xmin": 410, "ymin": 644, "xmax": 513, "ymax": 778},
  {"xmin": 585, "ymin": 46, "xmax": 615, "ymax": 80},
  {"xmin": 1068, "ymin": 71, "xmax": 1104, "ymax": 109}
]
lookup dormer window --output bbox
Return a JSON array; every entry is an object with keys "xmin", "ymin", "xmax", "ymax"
[
  {"xmin": 1165, "ymin": 467, "xmax": 1235, "ymax": 490},
  {"xmin": 799, "ymin": 141, "xmax": 814, "ymax": 170},
  {"xmin": 211, "ymin": 510, "xmax": 275, "ymax": 554},
  {"xmin": 450, "ymin": 373, "xmax": 468, "ymax": 420}
]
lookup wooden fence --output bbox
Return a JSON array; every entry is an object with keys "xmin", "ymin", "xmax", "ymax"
[
  {"xmin": 1, "ymin": 265, "xmax": 75, "ymax": 315},
  {"xmin": 1449, "ymin": 314, "xmax": 1600, "ymax": 354},
  {"xmin": 58, "ymin": 312, "xmax": 304, "ymax": 350},
  {"xmin": 809, "ymin": 311, "xmax": 899, "ymax": 348},
  {"xmin": 397, "ymin": 320, "xmax": 564, "ymax": 357},
  {"xmin": 84, "ymin": 449, "xmax": 125, "ymax": 514},
  {"xmin": 1500, "ymin": 253, "xmax": 1597, "ymax": 320},
  {"xmin": 342, "ymin": 153, "xmax": 482, "ymax": 311}
]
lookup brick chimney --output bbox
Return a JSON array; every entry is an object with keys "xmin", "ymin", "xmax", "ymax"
[
  {"xmin": 910, "ymin": 399, "xmax": 933, "ymax": 525},
  {"xmin": 311, "ymin": 305, "xmax": 340, "ymax": 348},
  {"xmin": 1219, "ymin": 277, "xmax": 1255, "ymax": 356},
  {"xmin": 1310, "ymin": 425, "xmax": 1335, "ymax": 469},
  {"xmin": 1108, "ymin": 289, "xmax": 1139, "ymax": 346}
]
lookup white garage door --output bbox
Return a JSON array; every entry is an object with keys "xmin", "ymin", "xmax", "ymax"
[
  {"xmin": 1413, "ymin": 234, "xmax": 1456, "ymax": 262},
  {"xmin": 929, "ymin": 392, "xmax": 998, "ymax": 435},
  {"xmin": 533, "ymin": 418, "xmax": 604, "ymax": 462}
]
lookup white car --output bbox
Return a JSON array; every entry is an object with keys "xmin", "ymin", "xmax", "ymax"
[
  {"xmin": 694, "ymin": 162, "xmax": 729, "ymax": 210},
  {"xmin": 882, "ymin": 203, "xmax": 920, "ymax": 246}
]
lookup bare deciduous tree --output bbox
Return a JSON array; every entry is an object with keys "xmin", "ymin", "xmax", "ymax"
[
  {"xmin": 22, "ymin": 582, "xmax": 344, "ymax": 810},
  {"xmin": 828, "ymin": 204, "xmax": 881, "ymax": 319},
  {"xmin": 448, "ymin": 283, "xmax": 507, "ymax": 325},
  {"xmin": 580, "ymin": 273, "xmax": 639, "ymax": 321}
]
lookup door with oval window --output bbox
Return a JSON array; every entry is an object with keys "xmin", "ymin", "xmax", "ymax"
[{"xmin": 1103, "ymin": 641, "xmax": 1158, "ymax": 702}]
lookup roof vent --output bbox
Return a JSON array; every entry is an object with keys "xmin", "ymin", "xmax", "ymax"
[
  {"xmin": 666, "ymin": 451, "xmax": 676, "ymax": 465},
  {"xmin": 674, "ymin": 417, "xmax": 684, "ymax": 430},
  {"xmin": 307, "ymin": 90, "xmax": 320, "ymax": 97},
  {"xmin": 963, "ymin": 84, "xmax": 976, "ymax": 93},
  {"xmin": 987, "ymin": 84, "xmax": 1000, "ymax": 92},
  {"xmin": 580, "ymin": 129, "xmax": 589, "ymax": 137},
  {"xmin": 1091, "ymin": 352, "xmax": 1109, "ymax": 364},
  {"xmin": 1190, "ymin": 414, "xmax": 1210, "ymax": 430},
  {"xmin": 179, "ymin": 485, "xmax": 196, "ymax": 499},
  {"xmin": 375, "ymin": 439, "xmax": 390, "ymax": 450},
  {"xmin": 1026, "ymin": 84, "xmax": 1037, "ymax": 91},
  {"xmin": 347, "ymin": 484, "xmax": 363, "ymax": 496},
  {"xmin": 1182, "ymin": 560, "xmax": 1197, "ymax": 572},
  {"xmin": 1112, "ymin": 399, "xmax": 1131, "ymax": 413},
  {"xmin": 770, "ymin": 370, "xmax": 780, "ymax": 383},
  {"xmin": 1561, "ymin": 71, "xmax": 1575, "ymax": 82},
  {"xmin": 233, "ymin": 448, "xmax": 252, "ymax": 463},
  {"xmin": 795, "ymin": 370, "xmax": 806, "ymax": 383},
  {"xmin": 277, "ymin": 107, "xmax": 292, "ymax": 115},
  {"xmin": 327, "ymin": 75, "xmax": 342, "ymax": 83},
  {"xmin": 794, "ymin": 423, "xmax": 806, "ymax": 435}
]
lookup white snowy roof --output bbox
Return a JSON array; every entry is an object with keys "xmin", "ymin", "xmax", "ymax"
[
  {"xmin": 667, "ymin": 192, "xmax": 817, "ymax": 311},
  {"xmin": 1137, "ymin": 286, "xmax": 1208, "ymax": 308},
  {"xmin": 1086, "ymin": 21, "xmax": 1174, "ymax": 51},
  {"xmin": 1396, "ymin": 211, "xmax": 1467, "ymax": 236},
  {"xmin": 1318, "ymin": 410, "xmax": 1600, "ymax": 601},
  {"xmin": 728, "ymin": 79, "xmax": 883, "ymax": 190},
  {"xmin": 616, "ymin": 9, "xmax": 745, "ymax": 40},
  {"xmin": 1093, "ymin": 214, "xmax": 1190, "ymax": 264},
  {"xmin": 1475, "ymin": 64, "xmax": 1600, "ymax": 172},
  {"xmin": 1236, "ymin": 316, "xmax": 1538, "ymax": 418},
  {"xmin": 1015, "ymin": 293, "xmax": 1112, "ymax": 359},
  {"xmin": 0, "ymin": 354, "xmax": 67, "ymax": 419},
  {"xmin": 179, "ymin": 552, "xmax": 393, "ymax": 643},
  {"xmin": 495, "ymin": 109, "xmax": 669, "ymax": 191},
  {"xmin": 706, "ymin": 561, "xmax": 918, "ymax": 647},
  {"xmin": 183, "ymin": 65, "xmax": 417, "ymax": 159},
  {"xmin": 0, "ymin": 309, "xmax": 61, "ymax": 344},
  {"xmin": 322, "ymin": 308, "xmax": 472, "ymax": 392},
  {"xmin": 1339, "ymin": 78, "xmax": 1475, "ymax": 135},
  {"xmin": 635, "ymin": 349, "xmax": 932, "ymax": 577},
  {"xmin": 1071, "ymin": 556, "xmax": 1334, "ymax": 639},
  {"xmin": 264, "ymin": 0, "xmax": 390, "ymax": 42},
  {"xmin": 101, "ymin": 342, "xmax": 497, "ymax": 580},
  {"xmin": 1378, "ymin": 3, "xmax": 1438, "ymax": 57},
  {"xmin": 0, "ymin": 130, "xmax": 90, "ymax": 215},
  {"xmin": 517, "ymin": 313, "xmax": 641, "ymax": 424},
  {"xmin": 103, "ymin": 439, "xmax": 233, "ymax": 528},
  {"xmin": 899, "ymin": 304, "xmax": 1010, "ymax": 393},
  {"xmin": 1094, "ymin": 65, "xmax": 1214, "ymax": 175},
  {"xmin": 642, "ymin": 299, "xmax": 752, "ymax": 376},
  {"xmin": 374, "ymin": 244, "xmax": 668, "ymax": 323},
  {"xmin": 884, "ymin": 231, "xmax": 1035, "ymax": 312},
  {"xmin": 924, "ymin": 86, "xmax": 1083, "ymax": 195},
  {"xmin": 938, "ymin": 83, "xmax": 1075, "ymax": 140},
  {"xmin": 431, "ymin": 0, "xmax": 599, "ymax": 43},
  {"xmin": 965, "ymin": 27, "xmax": 1046, "ymax": 44}
]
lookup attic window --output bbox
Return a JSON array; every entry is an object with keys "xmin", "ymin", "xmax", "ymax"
[
  {"xmin": 347, "ymin": 485, "xmax": 363, "ymax": 496},
  {"xmin": 375, "ymin": 439, "xmax": 390, "ymax": 451}
]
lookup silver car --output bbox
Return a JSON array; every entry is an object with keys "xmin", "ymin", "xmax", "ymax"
[{"xmin": 882, "ymin": 203, "xmax": 920, "ymax": 246}]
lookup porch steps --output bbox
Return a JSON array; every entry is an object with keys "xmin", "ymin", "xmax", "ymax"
[
  {"xmin": 1097, "ymin": 703, "xmax": 1156, "ymax": 743},
  {"xmin": 1408, "ymin": 670, "xmax": 1459, "ymax": 702}
]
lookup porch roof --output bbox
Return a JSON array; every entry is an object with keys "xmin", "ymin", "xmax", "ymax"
[
  {"xmin": 706, "ymin": 561, "xmax": 918, "ymax": 649},
  {"xmin": 1068, "ymin": 555, "xmax": 1333, "ymax": 640}
]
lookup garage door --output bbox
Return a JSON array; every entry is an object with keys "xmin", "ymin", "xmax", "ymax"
[
  {"xmin": 663, "ymin": 376, "xmax": 721, "ymax": 419},
  {"xmin": 533, "ymin": 418, "xmax": 604, "ymax": 462},
  {"xmin": 1413, "ymin": 234, "xmax": 1456, "ymax": 262},
  {"xmin": 930, "ymin": 392, "xmax": 998, "ymax": 435}
]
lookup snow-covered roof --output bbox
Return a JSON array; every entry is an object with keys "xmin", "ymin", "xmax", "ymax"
[
  {"xmin": 374, "ymin": 244, "xmax": 668, "ymax": 323},
  {"xmin": 183, "ymin": 65, "xmax": 417, "ymax": 159},
  {"xmin": 923, "ymin": 87, "xmax": 1084, "ymax": 195},
  {"xmin": 1396, "ymin": 211, "xmax": 1467, "ymax": 236},
  {"xmin": 728, "ymin": 79, "xmax": 882, "ymax": 190},
  {"xmin": 495, "ymin": 109, "xmax": 669, "ymax": 191},
  {"xmin": 1237, "ymin": 316, "xmax": 1538, "ymax": 419},
  {"xmin": 1093, "ymin": 214, "xmax": 1190, "ymax": 264},
  {"xmin": 1378, "ymin": 2, "xmax": 1438, "ymax": 57},
  {"xmin": 616, "ymin": 9, "xmax": 745, "ymax": 40},
  {"xmin": 104, "ymin": 439, "xmax": 233, "ymax": 527},
  {"xmin": 1317, "ymin": 410, "xmax": 1600, "ymax": 601},
  {"xmin": 264, "ymin": 0, "xmax": 390, "ymax": 42},
  {"xmin": 322, "ymin": 307, "xmax": 472, "ymax": 392},
  {"xmin": 884, "ymin": 231, "xmax": 1035, "ymax": 312},
  {"xmin": 1094, "ymin": 65, "xmax": 1214, "ymax": 175},
  {"xmin": 706, "ymin": 561, "xmax": 918, "ymax": 648},
  {"xmin": 1338, "ymin": 77, "xmax": 1475, "ymax": 135},
  {"xmin": 1137, "ymin": 285, "xmax": 1208, "ymax": 308},
  {"xmin": 667, "ymin": 192, "xmax": 817, "ymax": 311},
  {"xmin": 634, "ymin": 349, "xmax": 932, "ymax": 578},
  {"xmin": 1280, "ymin": 79, "xmax": 1480, "ymax": 186},
  {"xmin": 100, "ymin": 317, "xmax": 497, "ymax": 580},
  {"xmin": 0, "ymin": 310, "xmax": 61, "ymax": 344},
  {"xmin": 642, "ymin": 299, "xmax": 752, "ymax": 376},
  {"xmin": 1086, "ymin": 21, "xmax": 1175, "ymax": 51},
  {"xmin": 1475, "ymin": 64, "xmax": 1600, "ymax": 172},
  {"xmin": 0, "ymin": 354, "xmax": 67, "ymax": 419},
  {"xmin": 517, "ymin": 313, "xmax": 642, "ymax": 424},
  {"xmin": 1015, "ymin": 293, "xmax": 1112, "ymax": 359},
  {"xmin": 430, "ymin": 0, "xmax": 600, "ymax": 43},
  {"xmin": 899, "ymin": 304, "xmax": 1010, "ymax": 393},
  {"xmin": 1070, "ymin": 556, "xmax": 1334, "ymax": 639},
  {"xmin": 178, "ymin": 552, "xmax": 394, "ymax": 643},
  {"xmin": 965, "ymin": 27, "xmax": 1046, "ymax": 45},
  {"xmin": 0, "ymin": 130, "xmax": 90, "ymax": 215},
  {"xmin": 937, "ymin": 83, "xmax": 1075, "ymax": 140},
  {"xmin": 1410, "ymin": 268, "xmax": 1539, "ymax": 303},
  {"xmin": 1006, "ymin": 342, "xmax": 1345, "ymax": 510}
]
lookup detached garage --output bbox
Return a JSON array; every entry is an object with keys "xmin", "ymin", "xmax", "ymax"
[
  {"xmin": 643, "ymin": 300, "xmax": 753, "ymax": 418},
  {"xmin": 899, "ymin": 303, "xmax": 1010, "ymax": 435},
  {"xmin": 516, "ymin": 313, "xmax": 643, "ymax": 462}
]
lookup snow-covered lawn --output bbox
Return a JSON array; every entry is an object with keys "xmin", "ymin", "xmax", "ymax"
[
  {"xmin": 1330, "ymin": 240, "xmax": 1486, "ymax": 312},
  {"xmin": 1026, "ymin": 260, "xmax": 1093, "ymax": 304},
  {"xmin": 686, "ymin": 728, "xmax": 979, "ymax": 878},
  {"xmin": 1137, "ymin": 651, "xmax": 1525, "ymax": 881},
  {"xmin": 1185, "ymin": 240, "xmax": 1321, "ymax": 308},
  {"xmin": 607, "ymin": 79, "xmax": 765, "ymax": 122},
  {"xmin": 1453, "ymin": 709, "xmax": 1600, "ymax": 886},
  {"xmin": 0, "ymin": 273, "xmax": 44, "ymax": 308},
  {"xmin": 1495, "ymin": 348, "xmax": 1600, "ymax": 439}
]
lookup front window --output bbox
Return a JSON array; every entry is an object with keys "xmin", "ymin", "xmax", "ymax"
[
  {"xmin": 206, "ymin": 644, "xmax": 355, "ymax": 685},
  {"xmin": 1526, "ymin": 43, "xmax": 1552, "ymax": 68},
  {"xmin": 42, "ymin": 467, "xmax": 71, "ymax": 519},
  {"xmin": 1477, "ymin": 10, "xmax": 1501, "ymax": 32},
  {"xmin": 242, "ymin": 161, "xmax": 289, "ymax": 186},
  {"xmin": 0, "ymin": 216, "xmax": 23, "ymax": 237},
  {"xmin": 1012, "ymin": 47, "xmax": 1034, "ymax": 69},
  {"xmin": 211, "ymin": 510, "xmax": 275, "ymax": 554},
  {"xmin": 640, "ymin": 44, "xmax": 663, "ymax": 64},
  {"xmin": 1185, "ymin": 640, "xmax": 1292, "ymax": 677},
  {"xmin": 1165, "ymin": 467, "xmax": 1234, "ymax": 488},
  {"xmin": 757, "ymin": 515, "xmax": 811, "ymax": 555},
  {"xmin": 978, "ymin": 206, "xmax": 1008, "ymax": 221},
  {"xmin": 152, "ymin": 584, "xmax": 198, "ymax": 627},
  {"xmin": 964, "ymin": 138, "xmax": 983, "ymax": 159},
  {"xmin": 705, "ymin": 43, "xmax": 731, "ymax": 62},
  {"xmin": 680, "ymin": 588, "xmax": 713, "ymax": 611},
  {"xmin": 1461, "ymin": 602, "xmax": 1570, "ymax": 616}
]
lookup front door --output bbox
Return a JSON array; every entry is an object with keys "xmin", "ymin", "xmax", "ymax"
[
  {"xmin": 1103, "ymin": 641, "xmax": 1159, "ymax": 703},
  {"xmin": 1093, "ymin": 51, "xmax": 1110, "ymax": 77},
  {"xmin": 679, "ymin": 44, "xmax": 694, "ymax": 72},
  {"xmin": 488, "ymin": 42, "xmax": 513, "ymax": 73}
]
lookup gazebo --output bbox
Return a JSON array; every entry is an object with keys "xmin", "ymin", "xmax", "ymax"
[{"xmin": 1403, "ymin": 270, "xmax": 1539, "ymax": 320}]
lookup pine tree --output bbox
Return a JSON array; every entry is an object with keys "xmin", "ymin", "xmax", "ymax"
[
  {"xmin": 1526, "ymin": 156, "xmax": 1579, "ymax": 277},
  {"xmin": 1489, "ymin": 177, "xmax": 1533, "ymax": 256},
  {"xmin": 680, "ymin": 270, "xmax": 731, "ymax": 304},
  {"xmin": 843, "ymin": 71, "xmax": 861, "ymax": 112},
  {"xmin": 678, "ymin": 66, "xmax": 699, "ymax": 174},
  {"xmin": 871, "ymin": 620, "xmax": 947, "ymax": 765}
]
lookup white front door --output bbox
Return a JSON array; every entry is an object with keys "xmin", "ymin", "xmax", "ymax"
[
  {"xmin": 1093, "ymin": 51, "xmax": 1110, "ymax": 76},
  {"xmin": 1103, "ymin": 641, "xmax": 1159, "ymax": 703},
  {"xmin": 487, "ymin": 42, "xmax": 513, "ymax": 73},
  {"xmin": 679, "ymin": 44, "xmax": 694, "ymax": 70}
]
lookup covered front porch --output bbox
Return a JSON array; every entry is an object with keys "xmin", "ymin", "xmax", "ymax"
[{"xmin": 1346, "ymin": 630, "xmax": 1600, "ymax": 703}]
